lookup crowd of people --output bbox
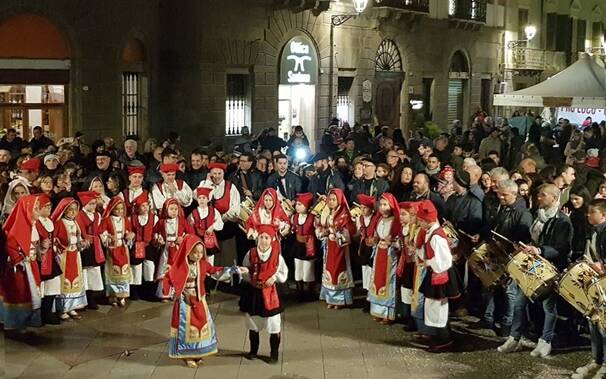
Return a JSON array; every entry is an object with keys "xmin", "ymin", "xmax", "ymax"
[{"xmin": 1, "ymin": 111, "xmax": 606, "ymax": 377}]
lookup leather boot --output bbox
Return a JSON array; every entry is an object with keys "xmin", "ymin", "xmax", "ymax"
[
  {"xmin": 130, "ymin": 285, "xmax": 140, "ymax": 301},
  {"xmin": 269, "ymin": 333, "xmax": 280, "ymax": 364},
  {"xmin": 41, "ymin": 296, "xmax": 61, "ymax": 325},
  {"xmin": 86, "ymin": 291, "xmax": 99, "ymax": 310},
  {"xmin": 245, "ymin": 330, "xmax": 259, "ymax": 360}
]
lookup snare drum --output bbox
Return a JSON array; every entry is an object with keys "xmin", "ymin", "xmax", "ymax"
[
  {"xmin": 350, "ymin": 204, "xmax": 362, "ymax": 220},
  {"xmin": 239, "ymin": 197, "xmax": 255, "ymax": 224},
  {"xmin": 310, "ymin": 198, "xmax": 326, "ymax": 216},
  {"xmin": 468, "ymin": 242, "xmax": 509, "ymax": 289},
  {"xmin": 557, "ymin": 261, "xmax": 598, "ymax": 316},
  {"xmin": 507, "ymin": 250, "xmax": 559, "ymax": 302},
  {"xmin": 280, "ymin": 198, "xmax": 295, "ymax": 217},
  {"xmin": 443, "ymin": 223, "xmax": 471, "ymax": 263},
  {"xmin": 588, "ymin": 276, "xmax": 606, "ymax": 329}
]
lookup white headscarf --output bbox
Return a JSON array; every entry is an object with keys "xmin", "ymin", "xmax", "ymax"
[{"xmin": 1, "ymin": 177, "xmax": 30, "ymax": 216}]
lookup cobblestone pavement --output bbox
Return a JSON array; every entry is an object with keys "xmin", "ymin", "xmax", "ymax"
[{"xmin": 2, "ymin": 290, "xmax": 588, "ymax": 379}]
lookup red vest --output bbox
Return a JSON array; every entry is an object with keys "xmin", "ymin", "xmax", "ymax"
[
  {"xmin": 213, "ymin": 181, "xmax": 232, "ymax": 215},
  {"xmin": 131, "ymin": 212, "xmax": 155, "ymax": 242},
  {"xmin": 191, "ymin": 206, "xmax": 216, "ymax": 236},
  {"xmin": 249, "ymin": 246, "xmax": 280, "ymax": 311},
  {"xmin": 423, "ymin": 227, "xmax": 450, "ymax": 285},
  {"xmin": 76, "ymin": 211, "xmax": 106, "ymax": 265}
]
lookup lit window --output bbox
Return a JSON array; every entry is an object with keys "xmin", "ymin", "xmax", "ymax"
[
  {"xmin": 122, "ymin": 72, "xmax": 140, "ymax": 136},
  {"xmin": 225, "ymin": 74, "xmax": 251, "ymax": 136}
]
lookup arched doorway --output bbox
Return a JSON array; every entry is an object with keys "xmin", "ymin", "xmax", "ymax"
[
  {"xmin": 448, "ymin": 50, "xmax": 470, "ymax": 126},
  {"xmin": 0, "ymin": 13, "xmax": 71, "ymax": 141},
  {"xmin": 121, "ymin": 37, "xmax": 148, "ymax": 138},
  {"xmin": 374, "ymin": 39, "xmax": 404, "ymax": 129}
]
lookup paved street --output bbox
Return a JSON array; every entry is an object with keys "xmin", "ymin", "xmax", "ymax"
[{"xmin": 1, "ymin": 287, "xmax": 589, "ymax": 379}]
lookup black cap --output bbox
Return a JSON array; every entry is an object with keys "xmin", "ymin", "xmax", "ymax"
[
  {"xmin": 359, "ymin": 156, "xmax": 377, "ymax": 165},
  {"xmin": 95, "ymin": 151, "xmax": 112, "ymax": 158},
  {"xmin": 454, "ymin": 170, "xmax": 471, "ymax": 189},
  {"xmin": 311, "ymin": 152, "xmax": 328, "ymax": 163}
]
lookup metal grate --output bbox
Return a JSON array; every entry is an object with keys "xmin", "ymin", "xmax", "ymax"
[
  {"xmin": 448, "ymin": 0, "xmax": 486, "ymax": 23},
  {"xmin": 225, "ymin": 74, "xmax": 248, "ymax": 136},
  {"xmin": 122, "ymin": 72, "xmax": 140, "ymax": 136},
  {"xmin": 373, "ymin": 0, "xmax": 429, "ymax": 12},
  {"xmin": 375, "ymin": 39, "xmax": 403, "ymax": 72}
]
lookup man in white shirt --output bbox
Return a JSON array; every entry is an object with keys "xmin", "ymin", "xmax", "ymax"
[{"xmin": 151, "ymin": 163, "xmax": 193, "ymax": 211}]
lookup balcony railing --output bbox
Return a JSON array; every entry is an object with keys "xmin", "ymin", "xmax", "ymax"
[
  {"xmin": 373, "ymin": 0, "xmax": 429, "ymax": 13},
  {"xmin": 506, "ymin": 47, "xmax": 568, "ymax": 72},
  {"xmin": 449, "ymin": 0, "xmax": 486, "ymax": 23}
]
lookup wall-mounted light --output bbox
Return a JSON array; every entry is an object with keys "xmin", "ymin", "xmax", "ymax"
[
  {"xmin": 524, "ymin": 25, "xmax": 537, "ymax": 41},
  {"xmin": 353, "ymin": 0, "xmax": 368, "ymax": 13}
]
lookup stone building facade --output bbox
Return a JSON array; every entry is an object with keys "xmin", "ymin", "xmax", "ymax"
[{"xmin": 0, "ymin": 0, "xmax": 603, "ymax": 150}]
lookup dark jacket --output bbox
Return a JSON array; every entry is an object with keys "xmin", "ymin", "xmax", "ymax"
[
  {"xmin": 29, "ymin": 136, "xmax": 54, "ymax": 154},
  {"xmin": 185, "ymin": 167, "xmax": 209, "ymax": 192},
  {"xmin": 231, "ymin": 168, "xmax": 265, "ymax": 201},
  {"xmin": 536, "ymin": 211, "xmax": 572, "ymax": 270},
  {"xmin": 308, "ymin": 169, "xmax": 344, "ymax": 198},
  {"xmin": 410, "ymin": 190, "xmax": 446, "ymax": 220},
  {"xmin": 446, "ymin": 190, "xmax": 483, "ymax": 235},
  {"xmin": 484, "ymin": 203, "xmax": 533, "ymax": 244},
  {"xmin": 588, "ymin": 223, "xmax": 606, "ymax": 264},
  {"xmin": 266, "ymin": 170, "xmax": 303, "ymax": 201}
]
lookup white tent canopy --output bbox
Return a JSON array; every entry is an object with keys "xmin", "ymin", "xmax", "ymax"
[{"xmin": 494, "ymin": 54, "xmax": 606, "ymax": 108}]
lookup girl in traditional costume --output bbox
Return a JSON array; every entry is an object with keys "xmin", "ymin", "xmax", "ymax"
[
  {"xmin": 100, "ymin": 196, "xmax": 135, "ymax": 306},
  {"xmin": 290, "ymin": 192, "xmax": 318, "ymax": 302},
  {"xmin": 154, "ymin": 198, "xmax": 193, "ymax": 299},
  {"xmin": 162, "ymin": 234, "xmax": 242, "ymax": 368},
  {"xmin": 188, "ymin": 187, "xmax": 223, "ymax": 266},
  {"xmin": 367, "ymin": 193, "xmax": 402, "ymax": 324},
  {"xmin": 239, "ymin": 224, "xmax": 288, "ymax": 364},
  {"xmin": 316, "ymin": 188, "xmax": 355, "ymax": 309},
  {"xmin": 129, "ymin": 192, "xmax": 157, "ymax": 300},
  {"xmin": 396, "ymin": 201, "xmax": 421, "ymax": 331},
  {"xmin": 0, "ymin": 195, "xmax": 43, "ymax": 329},
  {"xmin": 88, "ymin": 176, "xmax": 111, "ymax": 212},
  {"xmin": 53, "ymin": 197, "xmax": 88, "ymax": 320},
  {"xmin": 36, "ymin": 194, "xmax": 62, "ymax": 324},
  {"xmin": 246, "ymin": 188, "xmax": 290, "ymax": 239},
  {"xmin": 76, "ymin": 191, "xmax": 105, "ymax": 310}
]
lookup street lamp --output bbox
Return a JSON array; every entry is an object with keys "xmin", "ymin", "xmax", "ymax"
[
  {"xmin": 507, "ymin": 24, "xmax": 537, "ymax": 48},
  {"xmin": 353, "ymin": 0, "xmax": 369, "ymax": 13}
]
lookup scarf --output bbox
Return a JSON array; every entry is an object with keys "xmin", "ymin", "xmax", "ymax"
[{"xmin": 530, "ymin": 205, "xmax": 558, "ymax": 244}]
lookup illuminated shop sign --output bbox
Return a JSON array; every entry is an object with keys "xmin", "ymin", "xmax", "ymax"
[{"xmin": 280, "ymin": 36, "xmax": 318, "ymax": 85}]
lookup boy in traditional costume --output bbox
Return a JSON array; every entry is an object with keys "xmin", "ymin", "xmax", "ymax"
[
  {"xmin": 100, "ymin": 197, "xmax": 135, "ymax": 307},
  {"xmin": 316, "ymin": 188, "xmax": 355, "ymax": 309},
  {"xmin": 130, "ymin": 192, "xmax": 158, "ymax": 300},
  {"xmin": 367, "ymin": 193, "xmax": 401, "ymax": 324},
  {"xmin": 291, "ymin": 192, "xmax": 318, "ymax": 302},
  {"xmin": 76, "ymin": 191, "xmax": 105, "ymax": 310},
  {"xmin": 416, "ymin": 200, "xmax": 461, "ymax": 353},
  {"xmin": 121, "ymin": 165, "xmax": 149, "ymax": 215},
  {"xmin": 0, "ymin": 195, "xmax": 43, "ymax": 329},
  {"xmin": 36, "ymin": 194, "xmax": 62, "ymax": 324},
  {"xmin": 354, "ymin": 194, "xmax": 377, "ymax": 312},
  {"xmin": 162, "ymin": 234, "xmax": 244, "ymax": 368},
  {"xmin": 239, "ymin": 225, "xmax": 288, "ymax": 364},
  {"xmin": 53, "ymin": 197, "xmax": 88, "ymax": 320},
  {"xmin": 188, "ymin": 187, "xmax": 223, "ymax": 266}
]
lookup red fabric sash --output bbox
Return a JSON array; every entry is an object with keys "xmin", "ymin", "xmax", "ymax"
[
  {"xmin": 372, "ymin": 246, "xmax": 389, "ymax": 294},
  {"xmin": 213, "ymin": 181, "xmax": 232, "ymax": 215},
  {"xmin": 326, "ymin": 239, "xmax": 347, "ymax": 285},
  {"xmin": 249, "ymin": 246, "xmax": 280, "ymax": 311},
  {"xmin": 101, "ymin": 217, "xmax": 131, "ymax": 268}
]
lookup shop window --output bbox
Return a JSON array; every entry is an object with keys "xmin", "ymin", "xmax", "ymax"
[
  {"xmin": 225, "ymin": 73, "xmax": 251, "ymax": 136},
  {"xmin": 337, "ymin": 77, "xmax": 354, "ymax": 126},
  {"xmin": 577, "ymin": 19, "xmax": 587, "ymax": 52},
  {"xmin": 592, "ymin": 22, "xmax": 604, "ymax": 49},
  {"xmin": 422, "ymin": 78, "xmax": 433, "ymax": 121}
]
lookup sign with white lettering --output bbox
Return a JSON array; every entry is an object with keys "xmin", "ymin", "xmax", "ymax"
[
  {"xmin": 556, "ymin": 107, "xmax": 606, "ymax": 125},
  {"xmin": 280, "ymin": 36, "xmax": 318, "ymax": 85}
]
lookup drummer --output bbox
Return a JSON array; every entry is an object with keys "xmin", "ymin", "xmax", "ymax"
[
  {"xmin": 472, "ymin": 179, "xmax": 533, "ymax": 337},
  {"xmin": 497, "ymin": 184, "xmax": 572, "ymax": 358},
  {"xmin": 572, "ymin": 199, "xmax": 606, "ymax": 379}
]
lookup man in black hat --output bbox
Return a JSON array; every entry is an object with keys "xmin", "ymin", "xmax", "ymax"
[
  {"xmin": 357, "ymin": 156, "xmax": 389, "ymax": 199},
  {"xmin": 85, "ymin": 150, "xmax": 116, "ymax": 184},
  {"xmin": 446, "ymin": 170, "xmax": 483, "ymax": 234},
  {"xmin": 308, "ymin": 152, "xmax": 344, "ymax": 198}
]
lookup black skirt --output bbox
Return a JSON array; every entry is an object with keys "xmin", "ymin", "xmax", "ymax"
[
  {"xmin": 39, "ymin": 256, "xmax": 63, "ymax": 281},
  {"xmin": 81, "ymin": 246, "xmax": 104, "ymax": 268},
  {"xmin": 420, "ymin": 266, "xmax": 462, "ymax": 300},
  {"xmin": 400, "ymin": 262, "xmax": 416, "ymax": 290},
  {"xmin": 290, "ymin": 239, "xmax": 318, "ymax": 261},
  {"xmin": 238, "ymin": 284, "xmax": 283, "ymax": 318},
  {"xmin": 354, "ymin": 243, "xmax": 374, "ymax": 267}
]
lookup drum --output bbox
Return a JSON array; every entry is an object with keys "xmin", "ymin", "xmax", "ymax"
[
  {"xmin": 239, "ymin": 197, "xmax": 255, "ymax": 224},
  {"xmin": 506, "ymin": 250, "xmax": 559, "ymax": 302},
  {"xmin": 588, "ymin": 276, "xmax": 606, "ymax": 331},
  {"xmin": 350, "ymin": 204, "xmax": 362, "ymax": 220},
  {"xmin": 557, "ymin": 261, "xmax": 599, "ymax": 316},
  {"xmin": 443, "ymin": 223, "xmax": 471, "ymax": 263},
  {"xmin": 310, "ymin": 198, "xmax": 326, "ymax": 216},
  {"xmin": 468, "ymin": 242, "xmax": 509, "ymax": 289},
  {"xmin": 280, "ymin": 198, "xmax": 295, "ymax": 217}
]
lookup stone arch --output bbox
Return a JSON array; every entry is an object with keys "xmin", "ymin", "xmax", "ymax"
[
  {"xmin": 374, "ymin": 38, "xmax": 403, "ymax": 73},
  {"xmin": 0, "ymin": 13, "xmax": 71, "ymax": 59},
  {"xmin": 122, "ymin": 37, "xmax": 145, "ymax": 65},
  {"xmin": 449, "ymin": 49, "xmax": 470, "ymax": 75}
]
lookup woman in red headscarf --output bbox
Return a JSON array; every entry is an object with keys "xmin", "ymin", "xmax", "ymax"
[
  {"xmin": 35, "ymin": 194, "xmax": 62, "ymax": 325},
  {"xmin": 316, "ymin": 188, "xmax": 355, "ymax": 309},
  {"xmin": 99, "ymin": 196, "xmax": 135, "ymax": 307},
  {"xmin": 367, "ymin": 193, "xmax": 402, "ymax": 324},
  {"xmin": 162, "ymin": 234, "xmax": 241, "ymax": 368},
  {"xmin": 290, "ymin": 192, "xmax": 318, "ymax": 301},
  {"xmin": 246, "ymin": 188, "xmax": 290, "ymax": 239},
  {"xmin": 154, "ymin": 198, "xmax": 193, "ymax": 300},
  {"xmin": 354, "ymin": 193, "xmax": 377, "ymax": 312},
  {"xmin": 0, "ymin": 195, "xmax": 43, "ymax": 330},
  {"xmin": 53, "ymin": 197, "xmax": 87, "ymax": 320},
  {"xmin": 396, "ymin": 201, "xmax": 421, "ymax": 331}
]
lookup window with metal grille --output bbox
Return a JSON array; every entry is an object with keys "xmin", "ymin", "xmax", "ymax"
[
  {"xmin": 337, "ymin": 77, "xmax": 354, "ymax": 126},
  {"xmin": 122, "ymin": 72, "xmax": 140, "ymax": 136},
  {"xmin": 225, "ymin": 74, "xmax": 250, "ymax": 136}
]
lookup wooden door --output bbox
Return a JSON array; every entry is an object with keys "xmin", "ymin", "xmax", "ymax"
[{"xmin": 374, "ymin": 77, "xmax": 402, "ymax": 128}]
